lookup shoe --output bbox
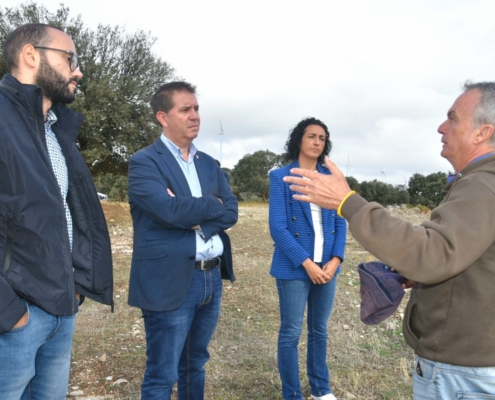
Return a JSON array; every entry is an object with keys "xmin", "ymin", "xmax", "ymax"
[{"xmin": 311, "ymin": 394, "xmax": 337, "ymax": 400}]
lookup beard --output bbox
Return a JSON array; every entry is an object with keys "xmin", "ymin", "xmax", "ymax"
[{"xmin": 35, "ymin": 56, "xmax": 77, "ymax": 104}]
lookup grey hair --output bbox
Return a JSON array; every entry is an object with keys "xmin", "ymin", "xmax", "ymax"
[
  {"xmin": 463, "ymin": 81, "xmax": 495, "ymax": 146},
  {"xmin": 464, "ymin": 81, "xmax": 495, "ymax": 146}
]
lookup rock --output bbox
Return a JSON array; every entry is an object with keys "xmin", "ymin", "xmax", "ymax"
[
  {"xmin": 69, "ymin": 390, "xmax": 84, "ymax": 396},
  {"xmin": 98, "ymin": 354, "xmax": 107, "ymax": 362},
  {"xmin": 112, "ymin": 378, "xmax": 129, "ymax": 386},
  {"xmin": 386, "ymin": 322, "xmax": 397, "ymax": 330}
]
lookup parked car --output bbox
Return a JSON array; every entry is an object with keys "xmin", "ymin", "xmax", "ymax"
[{"xmin": 97, "ymin": 192, "xmax": 108, "ymax": 201}]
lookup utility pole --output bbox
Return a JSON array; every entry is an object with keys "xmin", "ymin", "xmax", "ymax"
[
  {"xmin": 219, "ymin": 120, "xmax": 224, "ymax": 165},
  {"xmin": 381, "ymin": 170, "xmax": 387, "ymax": 183}
]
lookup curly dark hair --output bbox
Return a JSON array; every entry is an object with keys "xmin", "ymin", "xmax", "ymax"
[{"xmin": 284, "ymin": 117, "xmax": 332, "ymax": 164}]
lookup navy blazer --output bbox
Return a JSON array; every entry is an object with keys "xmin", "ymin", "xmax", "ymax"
[
  {"xmin": 269, "ymin": 161, "xmax": 347, "ymax": 280},
  {"xmin": 128, "ymin": 139, "xmax": 238, "ymax": 311}
]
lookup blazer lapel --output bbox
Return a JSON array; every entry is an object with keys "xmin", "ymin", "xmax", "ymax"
[
  {"xmin": 193, "ymin": 152, "xmax": 209, "ymax": 194},
  {"xmin": 153, "ymin": 139, "xmax": 192, "ymax": 196},
  {"xmin": 291, "ymin": 160, "xmax": 314, "ymax": 228},
  {"xmin": 317, "ymin": 163, "xmax": 330, "ymax": 226},
  {"xmin": 301, "ymin": 201, "xmax": 313, "ymax": 229}
]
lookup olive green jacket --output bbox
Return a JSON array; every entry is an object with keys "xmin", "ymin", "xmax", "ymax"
[{"xmin": 342, "ymin": 155, "xmax": 495, "ymax": 366}]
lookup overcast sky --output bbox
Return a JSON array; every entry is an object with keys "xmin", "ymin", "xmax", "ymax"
[{"xmin": 4, "ymin": 0, "xmax": 495, "ymax": 184}]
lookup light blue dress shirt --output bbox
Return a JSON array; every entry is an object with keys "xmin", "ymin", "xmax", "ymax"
[{"xmin": 160, "ymin": 134, "xmax": 223, "ymax": 261}]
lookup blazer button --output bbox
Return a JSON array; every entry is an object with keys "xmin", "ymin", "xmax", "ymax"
[
  {"xmin": 295, "ymin": 233, "xmax": 299, "ymax": 237},
  {"xmin": 332, "ymin": 230, "xmax": 335, "ymax": 234},
  {"xmin": 189, "ymin": 256, "xmax": 195, "ymax": 260},
  {"xmin": 292, "ymin": 217, "xmax": 296, "ymax": 221}
]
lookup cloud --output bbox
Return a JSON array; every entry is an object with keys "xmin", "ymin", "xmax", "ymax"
[{"xmin": 3, "ymin": 0, "xmax": 493, "ymax": 184}]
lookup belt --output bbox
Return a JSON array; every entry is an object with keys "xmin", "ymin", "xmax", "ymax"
[{"xmin": 194, "ymin": 257, "xmax": 220, "ymax": 271}]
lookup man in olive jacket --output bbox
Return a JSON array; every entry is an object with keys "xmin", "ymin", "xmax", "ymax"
[
  {"xmin": 0, "ymin": 24, "xmax": 113, "ymax": 399},
  {"xmin": 284, "ymin": 82, "xmax": 495, "ymax": 399}
]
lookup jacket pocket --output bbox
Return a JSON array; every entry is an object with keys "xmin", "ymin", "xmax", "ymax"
[
  {"xmin": 145, "ymin": 230, "xmax": 170, "ymax": 241},
  {"xmin": 135, "ymin": 245, "xmax": 168, "ymax": 260},
  {"xmin": 403, "ymin": 290, "xmax": 420, "ymax": 343}
]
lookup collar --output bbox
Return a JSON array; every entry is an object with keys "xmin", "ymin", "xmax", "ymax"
[
  {"xmin": 44, "ymin": 109, "xmax": 57, "ymax": 128},
  {"xmin": 470, "ymin": 152, "xmax": 495, "ymax": 165},
  {"xmin": 161, "ymin": 134, "xmax": 197, "ymax": 160},
  {"xmin": 447, "ymin": 152, "xmax": 495, "ymax": 184}
]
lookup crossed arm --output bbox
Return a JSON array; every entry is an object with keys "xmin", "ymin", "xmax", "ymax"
[{"xmin": 128, "ymin": 155, "xmax": 238, "ymax": 238}]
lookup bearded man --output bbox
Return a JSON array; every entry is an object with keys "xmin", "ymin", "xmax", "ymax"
[{"xmin": 0, "ymin": 24, "xmax": 113, "ymax": 399}]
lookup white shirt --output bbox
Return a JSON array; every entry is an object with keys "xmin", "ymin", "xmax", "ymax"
[{"xmin": 303, "ymin": 172, "xmax": 324, "ymax": 262}]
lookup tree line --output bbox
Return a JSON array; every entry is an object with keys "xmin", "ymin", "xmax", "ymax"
[
  {"xmin": 230, "ymin": 150, "xmax": 448, "ymax": 209},
  {"xmin": 0, "ymin": 2, "xmax": 175, "ymax": 200},
  {"xmin": 0, "ymin": 3, "xmax": 448, "ymax": 208}
]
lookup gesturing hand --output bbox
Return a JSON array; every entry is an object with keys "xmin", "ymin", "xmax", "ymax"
[{"xmin": 283, "ymin": 158, "xmax": 352, "ymax": 210}]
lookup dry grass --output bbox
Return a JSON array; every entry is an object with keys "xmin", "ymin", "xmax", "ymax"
[{"xmin": 68, "ymin": 203, "xmax": 428, "ymax": 399}]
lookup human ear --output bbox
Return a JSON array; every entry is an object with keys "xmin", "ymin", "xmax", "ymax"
[
  {"xmin": 475, "ymin": 124, "xmax": 495, "ymax": 144},
  {"xmin": 20, "ymin": 44, "xmax": 39, "ymax": 69},
  {"xmin": 155, "ymin": 111, "xmax": 168, "ymax": 128}
]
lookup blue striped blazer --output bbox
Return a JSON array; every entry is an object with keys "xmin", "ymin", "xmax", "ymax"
[{"xmin": 269, "ymin": 161, "xmax": 347, "ymax": 280}]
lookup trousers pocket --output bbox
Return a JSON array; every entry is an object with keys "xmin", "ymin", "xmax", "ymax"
[
  {"xmin": 8, "ymin": 301, "xmax": 30, "ymax": 333},
  {"xmin": 457, "ymin": 393, "xmax": 495, "ymax": 399},
  {"xmin": 414, "ymin": 357, "xmax": 435, "ymax": 382}
]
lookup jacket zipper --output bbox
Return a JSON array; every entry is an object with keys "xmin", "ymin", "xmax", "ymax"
[
  {"xmin": 35, "ymin": 101, "xmax": 77, "ymax": 313},
  {"xmin": 3, "ymin": 216, "xmax": 13, "ymax": 272}
]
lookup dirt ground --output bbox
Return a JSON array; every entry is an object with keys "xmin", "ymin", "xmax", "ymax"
[{"xmin": 68, "ymin": 202, "xmax": 429, "ymax": 399}]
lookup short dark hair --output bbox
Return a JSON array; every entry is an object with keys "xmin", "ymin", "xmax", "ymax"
[
  {"xmin": 150, "ymin": 81, "xmax": 197, "ymax": 115},
  {"xmin": 3, "ymin": 23, "xmax": 63, "ymax": 73},
  {"xmin": 284, "ymin": 117, "xmax": 332, "ymax": 164}
]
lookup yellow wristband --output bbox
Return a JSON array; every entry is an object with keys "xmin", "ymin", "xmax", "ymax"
[{"xmin": 337, "ymin": 191, "xmax": 356, "ymax": 217}]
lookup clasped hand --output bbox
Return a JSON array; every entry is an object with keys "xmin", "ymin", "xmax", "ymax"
[{"xmin": 302, "ymin": 257, "xmax": 340, "ymax": 284}]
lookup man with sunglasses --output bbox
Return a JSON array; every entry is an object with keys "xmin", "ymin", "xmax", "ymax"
[{"xmin": 0, "ymin": 24, "xmax": 113, "ymax": 399}]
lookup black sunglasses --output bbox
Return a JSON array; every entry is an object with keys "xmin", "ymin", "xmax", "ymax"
[{"xmin": 34, "ymin": 46, "xmax": 79, "ymax": 72}]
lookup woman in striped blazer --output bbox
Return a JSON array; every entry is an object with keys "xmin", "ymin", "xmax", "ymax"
[{"xmin": 269, "ymin": 117, "xmax": 347, "ymax": 400}]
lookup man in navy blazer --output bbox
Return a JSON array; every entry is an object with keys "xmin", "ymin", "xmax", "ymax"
[{"xmin": 128, "ymin": 81, "xmax": 238, "ymax": 399}]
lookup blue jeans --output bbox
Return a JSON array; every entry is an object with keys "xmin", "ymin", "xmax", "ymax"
[
  {"xmin": 276, "ymin": 277, "xmax": 338, "ymax": 400},
  {"xmin": 414, "ymin": 356, "xmax": 495, "ymax": 399},
  {"xmin": 141, "ymin": 267, "xmax": 222, "ymax": 400},
  {"xmin": 0, "ymin": 301, "xmax": 76, "ymax": 400}
]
